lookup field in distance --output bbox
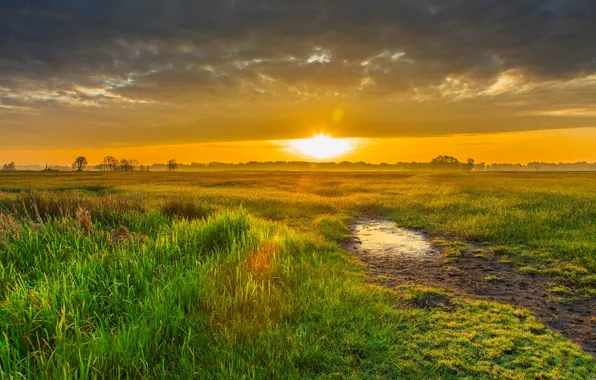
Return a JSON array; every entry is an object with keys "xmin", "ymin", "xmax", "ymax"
[{"xmin": 0, "ymin": 171, "xmax": 594, "ymax": 378}]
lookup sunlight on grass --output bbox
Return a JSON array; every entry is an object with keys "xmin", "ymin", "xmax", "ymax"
[{"xmin": 0, "ymin": 171, "xmax": 594, "ymax": 378}]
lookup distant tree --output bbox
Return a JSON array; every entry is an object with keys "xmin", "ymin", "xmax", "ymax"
[
  {"xmin": 1, "ymin": 162, "xmax": 16, "ymax": 171},
  {"xmin": 42, "ymin": 164, "xmax": 59, "ymax": 172},
  {"xmin": 528, "ymin": 162, "xmax": 542, "ymax": 171},
  {"xmin": 167, "ymin": 159, "xmax": 178, "ymax": 172},
  {"xmin": 139, "ymin": 165, "xmax": 146, "ymax": 172},
  {"xmin": 119, "ymin": 159, "xmax": 133, "ymax": 172},
  {"xmin": 430, "ymin": 155, "xmax": 460, "ymax": 171},
  {"xmin": 111, "ymin": 157, "xmax": 120, "ymax": 171},
  {"xmin": 72, "ymin": 156, "xmax": 88, "ymax": 172},
  {"xmin": 98, "ymin": 158, "xmax": 107, "ymax": 171},
  {"xmin": 464, "ymin": 158, "xmax": 475, "ymax": 172},
  {"xmin": 128, "ymin": 159, "xmax": 139, "ymax": 171},
  {"xmin": 99, "ymin": 156, "xmax": 119, "ymax": 171}
]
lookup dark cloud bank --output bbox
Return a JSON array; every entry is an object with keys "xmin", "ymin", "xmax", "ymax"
[{"xmin": 1, "ymin": 0, "xmax": 596, "ymax": 148}]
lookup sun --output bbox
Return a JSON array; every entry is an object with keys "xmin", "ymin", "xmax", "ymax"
[{"xmin": 286, "ymin": 134, "xmax": 357, "ymax": 160}]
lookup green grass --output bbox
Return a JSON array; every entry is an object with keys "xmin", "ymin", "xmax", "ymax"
[{"xmin": 0, "ymin": 171, "xmax": 594, "ymax": 378}]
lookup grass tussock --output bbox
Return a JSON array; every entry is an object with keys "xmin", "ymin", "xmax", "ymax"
[
  {"xmin": 0, "ymin": 212, "xmax": 20, "ymax": 237},
  {"xmin": 401, "ymin": 285, "xmax": 452, "ymax": 310},
  {"xmin": 160, "ymin": 198, "xmax": 212, "ymax": 220},
  {"xmin": 75, "ymin": 207, "xmax": 94, "ymax": 233},
  {"xmin": 315, "ymin": 214, "xmax": 351, "ymax": 242}
]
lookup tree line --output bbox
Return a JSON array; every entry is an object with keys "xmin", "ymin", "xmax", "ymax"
[
  {"xmin": 4, "ymin": 155, "xmax": 596, "ymax": 172},
  {"xmin": 76, "ymin": 157, "xmax": 179, "ymax": 172}
]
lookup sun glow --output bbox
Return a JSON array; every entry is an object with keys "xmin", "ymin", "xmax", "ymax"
[{"xmin": 285, "ymin": 134, "xmax": 357, "ymax": 160}]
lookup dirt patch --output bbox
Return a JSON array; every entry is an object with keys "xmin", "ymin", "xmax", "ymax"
[{"xmin": 343, "ymin": 217, "xmax": 596, "ymax": 356}]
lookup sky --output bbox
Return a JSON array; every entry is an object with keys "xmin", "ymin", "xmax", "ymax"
[{"xmin": 1, "ymin": 0, "xmax": 596, "ymax": 165}]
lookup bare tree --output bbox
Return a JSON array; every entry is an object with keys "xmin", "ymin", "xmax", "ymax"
[
  {"xmin": 72, "ymin": 156, "xmax": 88, "ymax": 172},
  {"xmin": 167, "ymin": 159, "xmax": 178, "ymax": 172}
]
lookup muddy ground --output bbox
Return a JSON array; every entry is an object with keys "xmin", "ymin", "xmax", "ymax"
[{"xmin": 344, "ymin": 217, "xmax": 596, "ymax": 356}]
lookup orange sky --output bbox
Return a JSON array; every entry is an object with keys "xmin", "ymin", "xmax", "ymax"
[
  {"xmin": 3, "ymin": 2, "xmax": 596, "ymax": 166},
  {"xmin": 4, "ymin": 126, "xmax": 596, "ymax": 166}
]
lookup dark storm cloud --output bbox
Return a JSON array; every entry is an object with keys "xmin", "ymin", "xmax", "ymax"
[
  {"xmin": 4, "ymin": 0, "xmax": 595, "ymax": 76},
  {"xmin": 1, "ymin": 0, "xmax": 596, "ymax": 148}
]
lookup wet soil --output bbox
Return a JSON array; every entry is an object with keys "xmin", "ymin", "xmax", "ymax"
[{"xmin": 344, "ymin": 217, "xmax": 596, "ymax": 356}]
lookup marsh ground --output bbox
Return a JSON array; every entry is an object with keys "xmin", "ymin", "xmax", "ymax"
[
  {"xmin": 0, "ymin": 171, "xmax": 594, "ymax": 378},
  {"xmin": 346, "ymin": 216, "xmax": 595, "ymax": 355}
]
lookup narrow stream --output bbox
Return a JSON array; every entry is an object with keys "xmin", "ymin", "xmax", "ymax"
[{"xmin": 353, "ymin": 219, "xmax": 436, "ymax": 257}]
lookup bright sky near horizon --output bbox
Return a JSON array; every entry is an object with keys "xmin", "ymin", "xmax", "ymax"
[
  {"xmin": 6, "ymin": 127, "xmax": 596, "ymax": 166},
  {"xmin": 2, "ymin": 1, "xmax": 596, "ymax": 165}
]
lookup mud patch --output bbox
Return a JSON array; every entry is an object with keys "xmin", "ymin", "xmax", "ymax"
[{"xmin": 345, "ymin": 217, "xmax": 596, "ymax": 356}]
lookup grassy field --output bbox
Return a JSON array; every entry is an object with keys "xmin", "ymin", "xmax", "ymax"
[{"xmin": 0, "ymin": 171, "xmax": 595, "ymax": 378}]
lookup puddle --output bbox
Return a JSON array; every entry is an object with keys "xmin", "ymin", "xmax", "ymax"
[
  {"xmin": 353, "ymin": 219, "xmax": 435, "ymax": 257},
  {"xmin": 348, "ymin": 217, "xmax": 596, "ymax": 356}
]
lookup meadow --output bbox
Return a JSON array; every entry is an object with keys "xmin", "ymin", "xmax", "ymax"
[{"xmin": 0, "ymin": 171, "xmax": 594, "ymax": 378}]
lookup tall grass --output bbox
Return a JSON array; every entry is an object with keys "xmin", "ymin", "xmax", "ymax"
[{"xmin": 0, "ymin": 172, "xmax": 594, "ymax": 377}]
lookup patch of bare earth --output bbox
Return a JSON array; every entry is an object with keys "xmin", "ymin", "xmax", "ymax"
[{"xmin": 343, "ymin": 217, "xmax": 596, "ymax": 356}]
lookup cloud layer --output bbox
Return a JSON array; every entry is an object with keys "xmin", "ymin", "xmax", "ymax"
[{"xmin": 1, "ymin": 0, "xmax": 596, "ymax": 148}]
